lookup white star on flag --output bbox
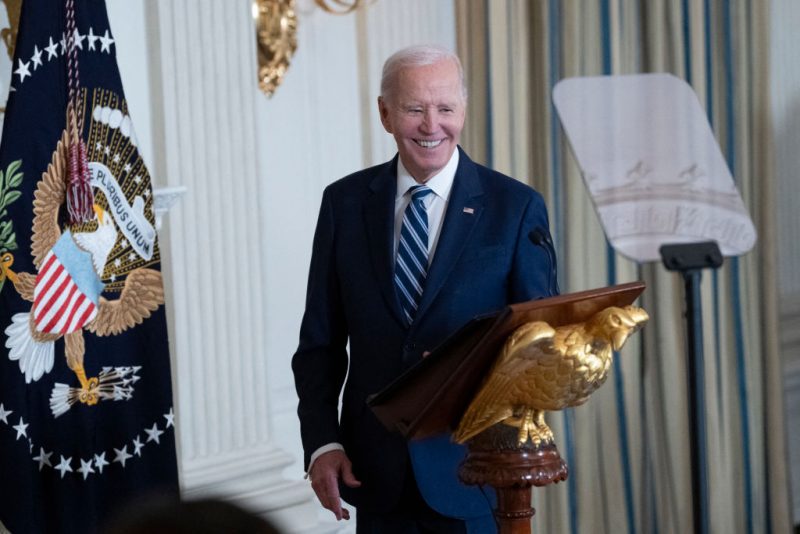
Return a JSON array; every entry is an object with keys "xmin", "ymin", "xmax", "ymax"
[
  {"xmin": 0, "ymin": 404, "xmax": 12, "ymax": 424},
  {"xmin": 33, "ymin": 447, "xmax": 53, "ymax": 471},
  {"xmin": 87, "ymin": 27, "xmax": 100, "ymax": 51},
  {"xmin": 31, "ymin": 45, "xmax": 43, "ymax": 70},
  {"xmin": 164, "ymin": 408, "xmax": 175, "ymax": 428},
  {"xmin": 99, "ymin": 29, "xmax": 114, "ymax": 53},
  {"xmin": 12, "ymin": 418, "xmax": 28, "ymax": 439},
  {"xmin": 113, "ymin": 446, "xmax": 132, "ymax": 467},
  {"xmin": 123, "ymin": 163, "xmax": 132, "ymax": 173},
  {"xmin": 94, "ymin": 452, "xmax": 110, "ymax": 474},
  {"xmin": 78, "ymin": 459, "xmax": 95, "ymax": 480},
  {"xmin": 14, "ymin": 59, "xmax": 31, "ymax": 83},
  {"xmin": 55, "ymin": 456, "xmax": 73, "ymax": 479},
  {"xmin": 132, "ymin": 436, "xmax": 144, "ymax": 457},
  {"xmin": 71, "ymin": 28, "xmax": 85, "ymax": 50},
  {"xmin": 144, "ymin": 424, "xmax": 164, "ymax": 444},
  {"xmin": 45, "ymin": 36, "xmax": 58, "ymax": 59}
]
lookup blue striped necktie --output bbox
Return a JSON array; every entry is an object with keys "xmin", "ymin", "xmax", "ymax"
[{"xmin": 395, "ymin": 185, "xmax": 434, "ymax": 325}]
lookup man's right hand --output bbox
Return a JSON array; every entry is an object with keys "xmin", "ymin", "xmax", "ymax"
[{"xmin": 309, "ymin": 450, "xmax": 362, "ymax": 520}]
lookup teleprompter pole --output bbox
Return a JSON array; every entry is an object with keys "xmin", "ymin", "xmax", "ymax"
[{"xmin": 660, "ymin": 241, "xmax": 723, "ymax": 534}]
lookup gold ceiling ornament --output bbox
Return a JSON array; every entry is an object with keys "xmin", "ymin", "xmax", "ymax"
[
  {"xmin": 254, "ymin": 0, "xmax": 298, "ymax": 97},
  {"xmin": 313, "ymin": 0, "xmax": 371, "ymax": 14},
  {"xmin": 1, "ymin": 0, "xmax": 22, "ymax": 61}
]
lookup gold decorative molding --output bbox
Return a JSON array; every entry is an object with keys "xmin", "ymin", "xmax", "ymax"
[{"xmin": 253, "ymin": 0, "xmax": 298, "ymax": 97}]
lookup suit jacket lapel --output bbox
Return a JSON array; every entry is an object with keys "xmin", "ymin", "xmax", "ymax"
[
  {"xmin": 364, "ymin": 157, "xmax": 406, "ymax": 327},
  {"xmin": 414, "ymin": 149, "xmax": 485, "ymax": 324}
]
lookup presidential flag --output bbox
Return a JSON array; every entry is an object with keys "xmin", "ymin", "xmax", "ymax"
[{"xmin": 0, "ymin": 1, "xmax": 178, "ymax": 532}]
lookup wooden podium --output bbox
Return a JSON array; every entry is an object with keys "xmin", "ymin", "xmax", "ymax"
[{"xmin": 368, "ymin": 281, "xmax": 646, "ymax": 533}]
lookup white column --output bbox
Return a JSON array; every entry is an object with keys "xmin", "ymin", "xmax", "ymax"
[{"xmin": 144, "ymin": 1, "xmax": 333, "ymax": 532}]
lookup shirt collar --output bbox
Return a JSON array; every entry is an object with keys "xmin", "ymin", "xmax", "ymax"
[{"xmin": 396, "ymin": 148, "xmax": 459, "ymax": 201}]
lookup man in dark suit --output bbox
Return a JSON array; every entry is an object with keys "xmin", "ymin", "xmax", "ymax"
[{"xmin": 292, "ymin": 45, "xmax": 555, "ymax": 533}]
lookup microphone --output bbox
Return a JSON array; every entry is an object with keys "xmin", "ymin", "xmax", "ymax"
[{"xmin": 528, "ymin": 226, "xmax": 560, "ymax": 296}]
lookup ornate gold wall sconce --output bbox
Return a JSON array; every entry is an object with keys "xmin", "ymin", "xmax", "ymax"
[
  {"xmin": 0, "ymin": 0, "xmax": 22, "ymax": 115},
  {"xmin": 254, "ymin": 0, "xmax": 298, "ymax": 97},
  {"xmin": 1, "ymin": 0, "xmax": 21, "ymax": 61},
  {"xmin": 254, "ymin": 0, "xmax": 373, "ymax": 97}
]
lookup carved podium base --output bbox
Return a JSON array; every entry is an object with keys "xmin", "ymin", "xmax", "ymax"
[{"xmin": 459, "ymin": 424, "xmax": 568, "ymax": 534}]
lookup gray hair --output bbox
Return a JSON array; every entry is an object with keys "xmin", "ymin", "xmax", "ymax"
[{"xmin": 380, "ymin": 44, "xmax": 467, "ymax": 102}]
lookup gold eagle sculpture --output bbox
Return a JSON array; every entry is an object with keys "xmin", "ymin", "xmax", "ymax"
[{"xmin": 454, "ymin": 305, "xmax": 649, "ymax": 446}]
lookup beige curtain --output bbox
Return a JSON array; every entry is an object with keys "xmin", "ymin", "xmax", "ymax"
[{"xmin": 456, "ymin": 1, "xmax": 791, "ymax": 532}]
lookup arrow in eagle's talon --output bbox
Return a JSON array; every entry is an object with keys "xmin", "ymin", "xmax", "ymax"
[{"xmin": 49, "ymin": 366, "xmax": 141, "ymax": 417}]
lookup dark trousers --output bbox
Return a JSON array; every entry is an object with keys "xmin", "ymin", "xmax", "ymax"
[{"xmin": 355, "ymin": 467, "xmax": 467, "ymax": 534}]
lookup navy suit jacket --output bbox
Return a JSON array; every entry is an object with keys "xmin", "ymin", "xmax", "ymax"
[{"xmin": 292, "ymin": 147, "xmax": 553, "ymax": 521}]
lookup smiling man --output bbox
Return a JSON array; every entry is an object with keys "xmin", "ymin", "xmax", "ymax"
[
  {"xmin": 292, "ymin": 45, "xmax": 556, "ymax": 533},
  {"xmin": 378, "ymin": 51, "xmax": 466, "ymax": 184}
]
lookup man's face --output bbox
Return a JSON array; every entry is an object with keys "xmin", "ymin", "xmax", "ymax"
[{"xmin": 378, "ymin": 59, "xmax": 466, "ymax": 184}]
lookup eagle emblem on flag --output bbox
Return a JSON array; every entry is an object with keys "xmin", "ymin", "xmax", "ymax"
[{"xmin": 1, "ymin": 127, "xmax": 163, "ymax": 417}]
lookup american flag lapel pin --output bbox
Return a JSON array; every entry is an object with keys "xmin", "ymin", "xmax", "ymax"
[{"xmin": 463, "ymin": 207, "xmax": 475, "ymax": 215}]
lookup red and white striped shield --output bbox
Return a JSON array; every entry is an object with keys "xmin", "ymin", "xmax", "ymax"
[{"xmin": 32, "ymin": 251, "xmax": 99, "ymax": 334}]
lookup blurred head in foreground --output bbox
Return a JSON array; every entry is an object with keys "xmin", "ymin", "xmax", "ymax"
[{"xmin": 103, "ymin": 496, "xmax": 281, "ymax": 534}]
